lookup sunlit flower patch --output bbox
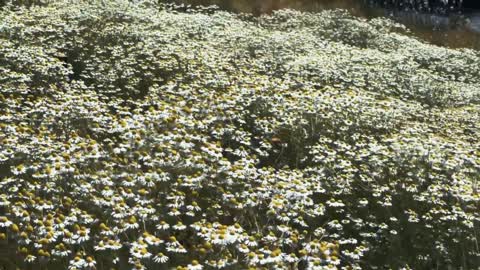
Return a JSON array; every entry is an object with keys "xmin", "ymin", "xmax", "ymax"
[{"xmin": 0, "ymin": 0, "xmax": 479, "ymax": 269}]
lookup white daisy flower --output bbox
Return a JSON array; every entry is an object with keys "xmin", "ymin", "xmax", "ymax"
[
  {"xmin": 156, "ymin": 221, "xmax": 170, "ymax": 230},
  {"xmin": 153, "ymin": 252, "xmax": 169, "ymax": 263}
]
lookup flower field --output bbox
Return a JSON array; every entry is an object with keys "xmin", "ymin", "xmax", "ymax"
[{"xmin": 0, "ymin": 1, "xmax": 479, "ymax": 269}]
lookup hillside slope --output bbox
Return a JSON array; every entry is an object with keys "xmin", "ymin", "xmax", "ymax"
[{"xmin": 0, "ymin": 1, "xmax": 479, "ymax": 269}]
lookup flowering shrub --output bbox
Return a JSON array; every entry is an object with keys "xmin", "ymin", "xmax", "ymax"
[{"xmin": 0, "ymin": 1, "xmax": 479, "ymax": 269}]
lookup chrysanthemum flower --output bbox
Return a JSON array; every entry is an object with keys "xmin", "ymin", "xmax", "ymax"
[{"xmin": 153, "ymin": 252, "xmax": 169, "ymax": 263}]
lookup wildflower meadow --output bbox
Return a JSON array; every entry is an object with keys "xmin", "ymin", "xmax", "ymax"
[{"xmin": 0, "ymin": 1, "xmax": 479, "ymax": 269}]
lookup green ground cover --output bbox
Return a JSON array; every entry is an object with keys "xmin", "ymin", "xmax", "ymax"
[{"xmin": 0, "ymin": 1, "xmax": 479, "ymax": 269}]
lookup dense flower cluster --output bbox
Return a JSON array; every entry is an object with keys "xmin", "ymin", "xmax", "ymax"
[{"xmin": 0, "ymin": 1, "xmax": 479, "ymax": 269}]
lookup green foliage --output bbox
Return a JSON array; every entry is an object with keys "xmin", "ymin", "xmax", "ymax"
[{"xmin": 0, "ymin": 1, "xmax": 479, "ymax": 269}]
